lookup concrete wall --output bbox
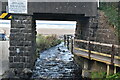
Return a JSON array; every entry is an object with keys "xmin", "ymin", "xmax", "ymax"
[
  {"xmin": 1, "ymin": 2, "xmax": 97, "ymax": 17},
  {"xmin": 28, "ymin": 2, "xmax": 97, "ymax": 16},
  {"xmin": 0, "ymin": 41, "xmax": 9, "ymax": 75},
  {"xmin": 0, "ymin": 1, "xmax": 2, "ymax": 14}
]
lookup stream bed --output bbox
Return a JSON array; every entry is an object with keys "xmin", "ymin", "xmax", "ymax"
[{"xmin": 32, "ymin": 42, "xmax": 82, "ymax": 80}]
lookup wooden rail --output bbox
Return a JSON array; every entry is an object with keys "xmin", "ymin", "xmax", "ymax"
[
  {"xmin": 74, "ymin": 39, "xmax": 120, "ymax": 65},
  {"xmin": 74, "ymin": 52, "xmax": 112, "ymax": 65},
  {"xmin": 74, "ymin": 39, "xmax": 120, "ymax": 61},
  {"xmin": 74, "ymin": 48, "xmax": 120, "ymax": 67},
  {"xmin": 74, "ymin": 38, "xmax": 120, "ymax": 74},
  {"xmin": 74, "ymin": 47, "xmax": 120, "ymax": 60},
  {"xmin": 74, "ymin": 39, "xmax": 120, "ymax": 48}
]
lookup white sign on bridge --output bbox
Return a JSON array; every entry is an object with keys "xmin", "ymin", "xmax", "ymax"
[{"xmin": 8, "ymin": 0, "xmax": 27, "ymax": 14}]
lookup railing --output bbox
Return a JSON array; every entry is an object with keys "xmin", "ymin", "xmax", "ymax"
[
  {"xmin": 64, "ymin": 35, "xmax": 74, "ymax": 54},
  {"xmin": 74, "ymin": 39, "xmax": 120, "ymax": 65},
  {"xmin": 74, "ymin": 39, "xmax": 120, "ymax": 48}
]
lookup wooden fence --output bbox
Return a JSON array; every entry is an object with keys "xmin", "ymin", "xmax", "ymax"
[{"xmin": 74, "ymin": 39, "xmax": 120, "ymax": 65}]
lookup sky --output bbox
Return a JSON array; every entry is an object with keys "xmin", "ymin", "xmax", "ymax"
[
  {"xmin": 0, "ymin": 20, "xmax": 76, "ymax": 35},
  {"xmin": 0, "ymin": 20, "xmax": 76, "ymax": 30},
  {"xmin": 36, "ymin": 20, "xmax": 76, "ymax": 29}
]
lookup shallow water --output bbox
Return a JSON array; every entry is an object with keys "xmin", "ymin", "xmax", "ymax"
[{"xmin": 32, "ymin": 42, "xmax": 82, "ymax": 80}]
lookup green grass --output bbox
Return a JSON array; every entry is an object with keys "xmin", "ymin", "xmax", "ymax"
[
  {"xmin": 91, "ymin": 72, "xmax": 106, "ymax": 78},
  {"xmin": 106, "ymin": 72, "xmax": 120, "ymax": 79},
  {"xmin": 91, "ymin": 71, "xmax": 120, "ymax": 79},
  {"xmin": 36, "ymin": 34, "xmax": 61, "ymax": 53}
]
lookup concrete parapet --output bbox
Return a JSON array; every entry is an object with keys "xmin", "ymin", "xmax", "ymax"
[{"xmin": 0, "ymin": 41, "xmax": 9, "ymax": 75}]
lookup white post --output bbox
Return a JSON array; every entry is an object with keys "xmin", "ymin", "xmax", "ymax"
[
  {"xmin": 114, "ymin": 66, "xmax": 116, "ymax": 74},
  {"xmin": 97, "ymin": 0, "xmax": 100, "ymax": 8},
  {"xmin": 107, "ymin": 64, "xmax": 110, "ymax": 76}
]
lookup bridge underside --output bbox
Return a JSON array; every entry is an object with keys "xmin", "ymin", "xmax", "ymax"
[
  {"xmin": 8, "ymin": 12, "xmax": 94, "ymax": 77},
  {"xmin": 8, "ymin": 13, "xmax": 120, "ymax": 78},
  {"xmin": 33, "ymin": 13, "xmax": 89, "ymax": 21},
  {"xmin": 0, "ymin": 1, "xmax": 98, "ymax": 78}
]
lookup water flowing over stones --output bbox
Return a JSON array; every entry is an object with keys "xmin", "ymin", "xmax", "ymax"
[{"xmin": 32, "ymin": 42, "xmax": 82, "ymax": 80}]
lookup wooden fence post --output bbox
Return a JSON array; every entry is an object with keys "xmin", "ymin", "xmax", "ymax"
[
  {"xmin": 64, "ymin": 35, "xmax": 66, "ymax": 46},
  {"xmin": 111, "ymin": 44, "xmax": 115, "ymax": 65},
  {"xmin": 88, "ymin": 41, "xmax": 91, "ymax": 59},
  {"xmin": 107, "ymin": 64, "xmax": 110, "ymax": 76},
  {"xmin": 114, "ymin": 66, "xmax": 116, "ymax": 74},
  {"xmin": 67, "ymin": 35, "xmax": 69, "ymax": 50},
  {"xmin": 71, "ymin": 37, "xmax": 74, "ymax": 54}
]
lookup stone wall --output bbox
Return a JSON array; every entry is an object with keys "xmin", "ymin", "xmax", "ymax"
[
  {"xmin": 9, "ymin": 14, "xmax": 36, "ymax": 77},
  {"xmin": 75, "ymin": 11, "xmax": 119, "ymax": 56}
]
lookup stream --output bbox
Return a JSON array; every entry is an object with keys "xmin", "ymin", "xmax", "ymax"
[{"xmin": 32, "ymin": 42, "xmax": 82, "ymax": 80}]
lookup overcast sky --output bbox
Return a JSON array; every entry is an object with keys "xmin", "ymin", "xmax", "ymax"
[
  {"xmin": 0, "ymin": 20, "xmax": 76, "ymax": 29},
  {"xmin": 36, "ymin": 20, "xmax": 76, "ymax": 29}
]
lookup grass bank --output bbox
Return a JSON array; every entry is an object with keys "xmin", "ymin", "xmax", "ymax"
[
  {"xmin": 99, "ymin": 2, "xmax": 120, "ymax": 42},
  {"xmin": 36, "ymin": 34, "xmax": 62, "ymax": 53},
  {"xmin": 91, "ymin": 72, "xmax": 120, "ymax": 79}
]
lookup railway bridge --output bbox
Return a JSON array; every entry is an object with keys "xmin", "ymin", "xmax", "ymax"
[{"xmin": 0, "ymin": 1, "xmax": 120, "ymax": 78}]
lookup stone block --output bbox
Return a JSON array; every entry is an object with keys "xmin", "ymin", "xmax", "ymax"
[
  {"xmin": 9, "ymin": 63, "xmax": 24, "ymax": 68},
  {"xmin": 25, "ymin": 57, "xmax": 31, "ymax": 63},
  {"xmin": 10, "ymin": 28, "xmax": 20, "ymax": 33},
  {"xmin": 23, "ymin": 51, "xmax": 31, "ymax": 56},
  {"xmin": 23, "ymin": 41, "xmax": 32, "ymax": 46},
  {"xmin": 24, "ymin": 63, "xmax": 31, "ymax": 68},
  {"xmin": 9, "ymin": 57, "xmax": 13, "ymax": 63},
  {"xmin": 9, "ymin": 51, "xmax": 16, "ymax": 56},
  {"xmin": 14, "ymin": 57, "xmax": 25, "ymax": 62},
  {"xmin": 9, "ymin": 46, "xmax": 16, "ymax": 51}
]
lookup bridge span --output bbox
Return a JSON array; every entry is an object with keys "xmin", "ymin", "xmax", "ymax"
[{"xmin": 0, "ymin": 1, "xmax": 120, "ymax": 79}]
